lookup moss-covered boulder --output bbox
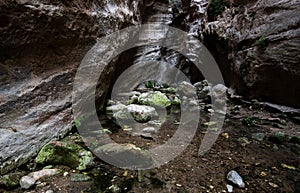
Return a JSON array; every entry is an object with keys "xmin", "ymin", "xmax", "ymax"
[
  {"xmin": 35, "ymin": 141, "xmax": 94, "ymax": 171},
  {"xmin": 138, "ymin": 91, "xmax": 171, "ymax": 108}
]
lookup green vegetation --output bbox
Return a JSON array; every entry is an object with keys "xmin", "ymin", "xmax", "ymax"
[
  {"xmin": 0, "ymin": 172, "xmax": 25, "ymax": 189},
  {"xmin": 35, "ymin": 141, "xmax": 94, "ymax": 171},
  {"xmin": 73, "ymin": 117, "xmax": 82, "ymax": 128},
  {"xmin": 145, "ymin": 80, "xmax": 155, "ymax": 88},
  {"xmin": 242, "ymin": 116, "xmax": 256, "ymax": 127},
  {"xmin": 138, "ymin": 91, "xmax": 171, "ymax": 107},
  {"xmin": 253, "ymin": 35, "xmax": 268, "ymax": 47},
  {"xmin": 207, "ymin": 0, "xmax": 227, "ymax": 21},
  {"xmin": 72, "ymin": 117, "xmax": 83, "ymax": 129}
]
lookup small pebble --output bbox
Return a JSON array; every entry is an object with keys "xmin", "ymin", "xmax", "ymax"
[
  {"xmin": 260, "ymin": 171, "xmax": 267, "ymax": 177},
  {"xmin": 19, "ymin": 176, "xmax": 36, "ymax": 189},
  {"xmin": 269, "ymin": 182, "xmax": 278, "ymax": 188},
  {"xmin": 226, "ymin": 184, "xmax": 233, "ymax": 192},
  {"xmin": 142, "ymin": 127, "xmax": 156, "ymax": 133},
  {"xmin": 227, "ymin": 170, "xmax": 245, "ymax": 188}
]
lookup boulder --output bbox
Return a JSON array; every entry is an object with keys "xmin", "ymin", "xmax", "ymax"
[
  {"xmin": 35, "ymin": 141, "xmax": 94, "ymax": 170},
  {"xmin": 94, "ymin": 143, "xmax": 154, "ymax": 169},
  {"xmin": 178, "ymin": 81, "xmax": 197, "ymax": 97},
  {"xmin": 114, "ymin": 104, "xmax": 158, "ymax": 123},
  {"xmin": 106, "ymin": 103, "xmax": 127, "ymax": 114},
  {"xmin": 138, "ymin": 91, "xmax": 171, "ymax": 108}
]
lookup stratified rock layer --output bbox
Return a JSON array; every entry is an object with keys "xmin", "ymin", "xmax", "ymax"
[
  {"xmin": 0, "ymin": 0, "xmax": 142, "ymax": 174},
  {"xmin": 203, "ymin": 0, "xmax": 300, "ymax": 107}
]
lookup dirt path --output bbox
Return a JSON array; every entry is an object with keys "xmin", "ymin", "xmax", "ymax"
[{"xmin": 2, "ymin": 97, "xmax": 299, "ymax": 193}]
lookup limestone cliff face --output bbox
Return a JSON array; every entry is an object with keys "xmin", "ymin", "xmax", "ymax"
[
  {"xmin": 0, "ymin": 0, "xmax": 143, "ymax": 174},
  {"xmin": 203, "ymin": 0, "xmax": 300, "ymax": 107}
]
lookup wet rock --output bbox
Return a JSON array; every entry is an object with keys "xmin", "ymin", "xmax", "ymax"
[
  {"xmin": 140, "ymin": 133, "xmax": 154, "ymax": 140},
  {"xmin": 142, "ymin": 127, "xmax": 157, "ymax": 133},
  {"xmin": 178, "ymin": 81, "xmax": 197, "ymax": 97},
  {"xmin": 268, "ymin": 131, "xmax": 286, "ymax": 144},
  {"xmin": 226, "ymin": 184, "xmax": 233, "ymax": 192},
  {"xmin": 227, "ymin": 170, "xmax": 245, "ymax": 188},
  {"xmin": 0, "ymin": 171, "xmax": 24, "ymax": 189},
  {"xmin": 251, "ymin": 133, "xmax": 265, "ymax": 142},
  {"xmin": 114, "ymin": 104, "xmax": 158, "ymax": 123},
  {"xmin": 106, "ymin": 103, "xmax": 127, "ymax": 113},
  {"xmin": 70, "ymin": 173, "xmax": 92, "ymax": 182},
  {"xmin": 20, "ymin": 170, "xmax": 54, "ymax": 189},
  {"xmin": 94, "ymin": 143, "xmax": 154, "ymax": 169},
  {"xmin": 138, "ymin": 91, "xmax": 171, "ymax": 107},
  {"xmin": 211, "ymin": 84, "xmax": 228, "ymax": 98},
  {"xmin": 28, "ymin": 169, "xmax": 60, "ymax": 181},
  {"xmin": 35, "ymin": 141, "xmax": 94, "ymax": 171},
  {"xmin": 46, "ymin": 190, "xmax": 54, "ymax": 193},
  {"xmin": 19, "ymin": 176, "xmax": 36, "ymax": 189}
]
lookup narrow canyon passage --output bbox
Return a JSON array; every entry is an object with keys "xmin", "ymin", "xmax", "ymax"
[{"xmin": 0, "ymin": 0, "xmax": 299, "ymax": 192}]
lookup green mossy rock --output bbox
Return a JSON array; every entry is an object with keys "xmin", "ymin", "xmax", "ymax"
[
  {"xmin": 70, "ymin": 173, "xmax": 92, "ymax": 182},
  {"xmin": 138, "ymin": 91, "xmax": 171, "ymax": 108},
  {"xmin": 35, "ymin": 141, "xmax": 94, "ymax": 171}
]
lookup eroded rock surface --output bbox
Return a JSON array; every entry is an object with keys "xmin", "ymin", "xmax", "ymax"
[
  {"xmin": 0, "ymin": 0, "xmax": 143, "ymax": 174},
  {"xmin": 202, "ymin": 0, "xmax": 300, "ymax": 107}
]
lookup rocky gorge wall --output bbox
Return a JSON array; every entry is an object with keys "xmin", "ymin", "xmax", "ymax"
[
  {"xmin": 0, "ymin": 0, "xmax": 143, "ymax": 174},
  {"xmin": 200, "ymin": 0, "xmax": 300, "ymax": 107}
]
